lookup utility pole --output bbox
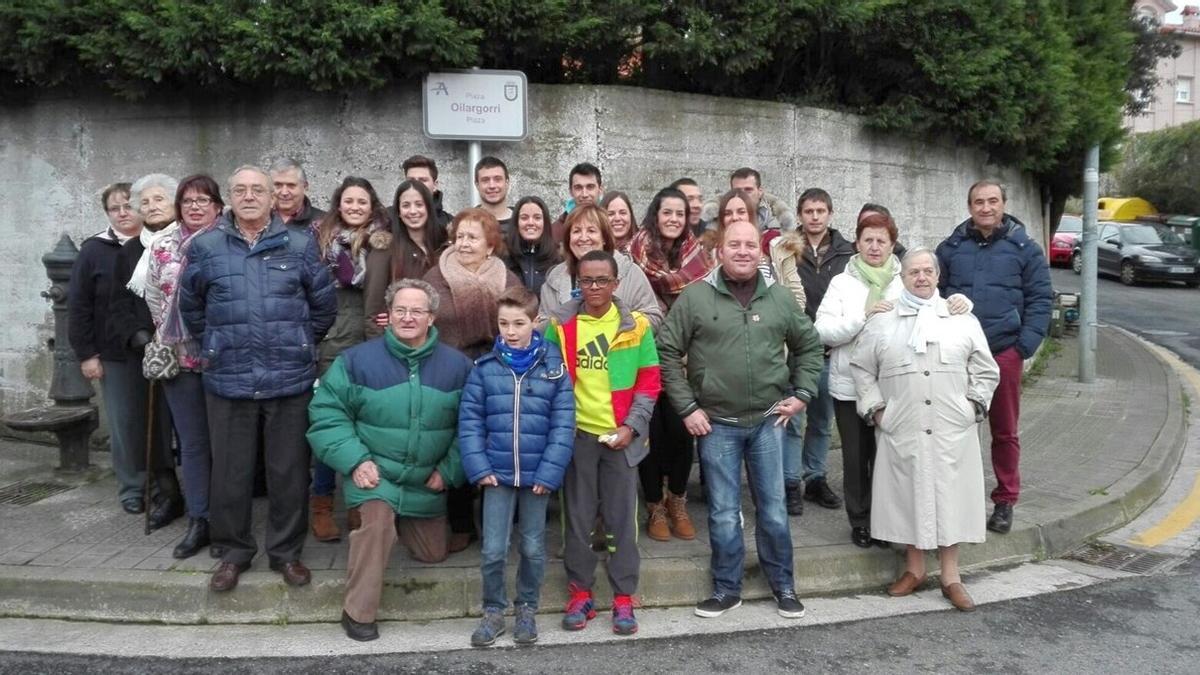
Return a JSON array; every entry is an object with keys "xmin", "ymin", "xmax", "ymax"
[{"xmin": 1079, "ymin": 144, "xmax": 1099, "ymax": 383}]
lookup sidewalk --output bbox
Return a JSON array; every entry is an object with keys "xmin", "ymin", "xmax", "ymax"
[{"xmin": 0, "ymin": 326, "xmax": 1187, "ymax": 625}]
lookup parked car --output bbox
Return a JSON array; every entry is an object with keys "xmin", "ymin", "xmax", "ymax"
[
  {"xmin": 1072, "ymin": 222, "xmax": 1200, "ymax": 287},
  {"xmin": 1050, "ymin": 215, "xmax": 1082, "ymax": 267}
]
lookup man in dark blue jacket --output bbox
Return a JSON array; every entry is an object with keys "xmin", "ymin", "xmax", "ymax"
[
  {"xmin": 935, "ymin": 180, "xmax": 1052, "ymax": 535},
  {"xmin": 180, "ymin": 165, "xmax": 337, "ymax": 593}
]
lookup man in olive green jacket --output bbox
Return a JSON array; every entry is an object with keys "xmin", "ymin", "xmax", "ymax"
[{"xmin": 657, "ymin": 220, "xmax": 823, "ymax": 620}]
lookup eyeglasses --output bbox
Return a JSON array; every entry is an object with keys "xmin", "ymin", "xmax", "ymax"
[
  {"xmin": 578, "ymin": 277, "xmax": 614, "ymax": 288},
  {"xmin": 182, "ymin": 197, "xmax": 214, "ymax": 208},
  {"xmin": 391, "ymin": 307, "xmax": 430, "ymax": 319},
  {"xmin": 231, "ymin": 186, "xmax": 269, "ymax": 197},
  {"xmin": 106, "ymin": 204, "xmax": 134, "ymax": 214}
]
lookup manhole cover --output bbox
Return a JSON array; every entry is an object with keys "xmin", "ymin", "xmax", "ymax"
[
  {"xmin": 1064, "ymin": 541, "xmax": 1181, "ymax": 575},
  {"xmin": 0, "ymin": 480, "xmax": 74, "ymax": 506}
]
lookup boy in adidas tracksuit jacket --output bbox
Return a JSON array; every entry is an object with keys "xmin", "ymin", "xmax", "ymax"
[{"xmin": 544, "ymin": 250, "xmax": 661, "ymax": 636}]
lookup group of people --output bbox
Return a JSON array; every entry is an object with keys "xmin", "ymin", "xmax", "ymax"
[{"xmin": 66, "ymin": 153, "xmax": 1052, "ymax": 645}]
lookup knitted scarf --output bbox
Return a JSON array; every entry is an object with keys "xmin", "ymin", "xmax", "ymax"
[
  {"xmin": 495, "ymin": 330, "xmax": 544, "ymax": 375},
  {"xmin": 629, "ymin": 228, "xmax": 714, "ymax": 300},
  {"xmin": 849, "ymin": 253, "xmax": 896, "ymax": 311},
  {"xmin": 437, "ymin": 246, "xmax": 509, "ymax": 350},
  {"xmin": 325, "ymin": 220, "xmax": 388, "ymax": 289},
  {"xmin": 897, "ymin": 288, "xmax": 943, "ymax": 354}
]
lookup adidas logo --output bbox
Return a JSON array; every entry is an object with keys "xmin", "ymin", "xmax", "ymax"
[{"xmin": 576, "ymin": 333, "xmax": 610, "ymax": 370}]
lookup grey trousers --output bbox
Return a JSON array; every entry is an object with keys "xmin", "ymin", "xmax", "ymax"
[
  {"xmin": 206, "ymin": 391, "xmax": 312, "ymax": 566},
  {"xmin": 562, "ymin": 430, "xmax": 640, "ymax": 597},
  {"xmin": 99, "ymin": 357, "xmax": 176, "ymax": 504}
]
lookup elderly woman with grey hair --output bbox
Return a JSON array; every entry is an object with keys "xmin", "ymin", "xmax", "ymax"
[{"xmin": 108, "ymin": 173, "xmax": 184, "ymax": 531}]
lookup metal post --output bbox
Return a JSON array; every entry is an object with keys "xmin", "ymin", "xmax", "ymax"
[
  {"xmin": 1079, "ymin": 144, "xmax": 1100, "ymax": 383},
  {"xmin": 467, "ymin": 141, "xmax": 482, "ymax": 208}
]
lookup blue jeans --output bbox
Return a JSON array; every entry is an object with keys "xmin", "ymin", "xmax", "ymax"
[
  {"xmin": 784, "ymin": 358, "xmax": 832, "ymax": 483},
  {"xmin": 698, "ymin": 420, "xmax": 794, "ymax": 596},
  {"xmin": 312, "ymin": 461, "xmax": 337, "ymax": 497},
  {"xmin": 480, "ymin": 485, "xmax": 550, "ymax": 610},
  {"xmin": 162, "ymin": 371, "xmax": 210, "ymax": 518}
]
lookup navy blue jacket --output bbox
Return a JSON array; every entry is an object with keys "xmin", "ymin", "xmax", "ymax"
[
  {"xmin": 179, "ymin": 212, "xmax": 336, "ymax": 399},
  {"xmin": 935, "ymin": 214, "xmax": 1053, "ymax": 358},
  {"xmin": 458, "ymin": 337, "xmax": 575, "ymax": 491}
]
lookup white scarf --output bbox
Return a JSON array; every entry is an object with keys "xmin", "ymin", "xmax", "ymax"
[
  {"xmin": 897, "ymin": 288, "xmax": 942, "ymax": 354},
  {"xmin": 126, "ymin": 222, "xmax": 177, "ymax": 298}
]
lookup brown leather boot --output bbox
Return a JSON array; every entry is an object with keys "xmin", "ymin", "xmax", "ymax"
[
  {"xmin": 310, "ymin": 495, "xmax": 341, "ymax": 542},
  {"xmin": 666, "ymin": 492, "xmax": 696, "ymax": 540},
  {"xmin": 646, "ymin": 498, "xmax": 671, "ymax": 542}
]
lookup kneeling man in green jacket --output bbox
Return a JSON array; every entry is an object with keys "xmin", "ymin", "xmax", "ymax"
[{"xmin": 308, "ymin": 278, "xmax": 474, "ymax": 642}]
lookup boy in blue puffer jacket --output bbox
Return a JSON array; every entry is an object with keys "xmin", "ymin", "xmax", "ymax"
[{"xmin": 459, "ymin": 287, "xmax": 575, "ymax": 647}]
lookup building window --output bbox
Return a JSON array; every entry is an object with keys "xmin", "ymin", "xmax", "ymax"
[{"xmin": 1178, "ymin": 77, "xmax": 1193, "ymax": 104}]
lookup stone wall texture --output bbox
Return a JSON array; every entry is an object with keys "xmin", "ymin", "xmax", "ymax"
[{"xmin": 0, "ymin": 83, "xmax": 1043, "ymax": 420}]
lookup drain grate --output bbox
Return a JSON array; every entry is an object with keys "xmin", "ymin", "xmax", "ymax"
[
  {"xmin": 1064, "ymin": 541, "xmax": 1181, "ymax": 575},
  {"xmin": 0, "ymin": 480, "xmax": 74, "ymax": 506}
]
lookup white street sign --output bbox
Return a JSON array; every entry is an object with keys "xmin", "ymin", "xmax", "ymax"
[{"xmin": 423, "ymin": 70, "xmax": 528, "ymax": 141}]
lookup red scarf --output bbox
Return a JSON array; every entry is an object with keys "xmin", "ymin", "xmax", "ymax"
[{"xmin": 629, "ymin": 229, "xmax": 714, "ymax": 300}]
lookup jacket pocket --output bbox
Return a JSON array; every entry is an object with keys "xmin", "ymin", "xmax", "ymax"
[{"xmin": 264, "ymin": 256, "xmax": 302, "ymax": 297}]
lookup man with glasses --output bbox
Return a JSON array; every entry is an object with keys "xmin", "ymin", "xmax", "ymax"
[
  {"xmin": 179, "ymin": 165, "xmax": 337, "ymax": 594},
  {"xmin": 545, "ymin": 250, "xmax": 661, "ymax": 636},
  {"xmin": 658, "ymin": 220, "xmax": 823, "ymax": 620},
  {"xmin": 308, "ymin": 278, "xmax": 474, "ymax": 641}
]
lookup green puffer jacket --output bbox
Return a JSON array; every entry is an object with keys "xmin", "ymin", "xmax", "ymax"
[
  {"xmin": 307, "ymin": 327, "xmax": 474, "ymax": 517},
  {"xmin": 658, "ymin": 267, "xmax": 824, "ymax": 427}
]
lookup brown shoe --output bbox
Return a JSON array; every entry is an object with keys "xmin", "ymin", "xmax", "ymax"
[
  {"xmin": 310, "ymin": 495, "xmax": 341, "ymax": 542},
  {"xmin": 886, "ymin": 571, "xmax": 927, "ymax": 597},
  {"xmin": 941, "ymin": 582, "xmax": 976, "ymax": 611},
  {"xmin": 646, "ymin": 499, "xmax": 671, "ymax": 541},
  {"xmin": 271, "ymin": 560, "xmax": 311, "ymax": 587},
  {"xmin": 665, "ymin": 492, "xmax": 696, "ymax": 540},
  {"xmin": 347, "ymin": 506, "xmax": 362, "ymax": 532},
  {"xmin": 209, "ymin": 561, "xmax": 250, "ymax": 592}
]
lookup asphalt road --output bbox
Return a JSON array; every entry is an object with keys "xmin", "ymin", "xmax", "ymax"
[
  {"xmin": 1050, "ymin": 266, "xmax": 1200, "ymax": 369},
  {"xmin": 2, "ymin": 556, "xmax": 1198, "ymax": 674}
]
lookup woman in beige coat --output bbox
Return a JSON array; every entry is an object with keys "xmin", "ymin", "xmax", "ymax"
[{"xmin": 849, "ymin": 248, "xmax": 999, "ymax": 612}]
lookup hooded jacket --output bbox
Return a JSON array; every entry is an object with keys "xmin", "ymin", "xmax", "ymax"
[
  {"xmin": 935, "ymin": 214, "xmax": 1052, "ymax": 358},
  {"xmin": 657, "ymin": 266, "xmax": 824, "ymax": 427},
  {"xmin": 698, "ymin": 192, "xmax": 797, "ymax": 233}
]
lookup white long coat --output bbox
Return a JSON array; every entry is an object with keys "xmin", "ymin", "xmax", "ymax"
[{"xmin": 849, "ymin": 298, "xmax": 1000, "ymax": 549}]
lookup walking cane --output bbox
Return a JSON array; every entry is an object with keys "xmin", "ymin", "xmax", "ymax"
[{"xmin": 143, "ymin": 379, "xmax": 156, "ymax": 536}]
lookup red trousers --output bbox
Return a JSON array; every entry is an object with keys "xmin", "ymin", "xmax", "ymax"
[{"xmin": 989, "ymin": 347, "xmax": 1024, "ymax": 505}]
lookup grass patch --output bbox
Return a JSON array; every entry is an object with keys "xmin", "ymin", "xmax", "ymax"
[{"xmin": 1022, "ymin": 337, "xmax": 1063, "ymax": 387}]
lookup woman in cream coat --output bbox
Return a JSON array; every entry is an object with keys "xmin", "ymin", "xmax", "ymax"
[{"xmin": 849, "ymin": 248, "xmax": 999, "ymax": 612}]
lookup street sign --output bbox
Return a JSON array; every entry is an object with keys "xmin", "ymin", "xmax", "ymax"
[{"xmin": 423, "ymin": 70, "xmax": 529, "ymax": 141}]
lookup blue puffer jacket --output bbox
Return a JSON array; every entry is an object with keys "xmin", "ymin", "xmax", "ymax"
[
  {"xmin": 458, "ymin": 336, "xmax": 575, "ymax": 490},
  {"xmin": 180, "ymin": 213, "xmax": 337, "ymax": 399},
  {"xmin": 935, "ymin": 214, "xmax": 1053, "ymax": 358}
]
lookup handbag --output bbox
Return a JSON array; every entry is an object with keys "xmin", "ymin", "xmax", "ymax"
[{"xmin": 142, "ymin": 336, "xmax": 180, "ymax": 380}]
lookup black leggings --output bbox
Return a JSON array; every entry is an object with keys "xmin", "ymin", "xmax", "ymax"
[{"xmin": 639, "ymin": 393, "xmax": 694, "ymax": 503}]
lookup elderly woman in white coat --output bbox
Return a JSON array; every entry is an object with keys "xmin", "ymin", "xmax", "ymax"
[
  {"xmin": 849, "ymin": 248, "xmax": 999, "ymax": 612},
  {"xmin": 815, "ymin": 214, "xmax": 971, "ymax": 549}
]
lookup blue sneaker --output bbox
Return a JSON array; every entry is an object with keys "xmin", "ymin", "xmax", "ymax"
[
  {"xmin": 470, "ymin": 607, "xmax": 505, "ymax": 647},
  {"xmin": 562, "ymin": 583, "xmax": 596, "ymax": 631},
  {"xmin": 514, "ymin": 603, "xmax": 538, "ymax": 645},
  {"xmin": 611, "ymin": 594, "xmax": 638, "ymax": 635}
]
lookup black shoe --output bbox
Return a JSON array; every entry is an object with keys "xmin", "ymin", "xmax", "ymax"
[
  {"xmin": 873, "ymin": 537, "xmax": 890, "ymax": 548},
  {"xmin": 147, "ymin": 497, "xmax": 185, "ymax": 531},
  {"xmin": 785, "ymin": 480, "xmax": 804, "ymax": 516},
  {"xmin": 172, "ymin": 518, "xmax": 211, "ymax": 559},
  {"xmin": 851, "ymin": 526, "xmax": 873, "ymax": 548},
  {"xmin": 987, "ymin": 503, "xmax": 1013, "ymax": 534},
  {"xmin": 694, "ymin": 593, "xmax": 742, "ymax": 618},
  {"xmin": 803, "ymin": 478, "xmax": 843, "ymax": 509},
  {"xmin": 341, "ymin": 610, "xmax": 379, "ymax": 642},
  {"xmin": 774, "ymin": 590, "xmax": 806, "ymax": 619}
]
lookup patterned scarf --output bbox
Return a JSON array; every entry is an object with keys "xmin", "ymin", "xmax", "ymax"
[
  {"xmin": 325, "ymin": 220, "xmax": 388, "ymax": 288},
  {"xmin": 126, "ymin": 222, "xmax": 175, "ymax": 298},
  {"xmin": 629, "ymin": 229, "xmax": 714, "ymax": 300},
  {"xmin": 495, "ymin": 330, "xmax": 544, "ymax": 375},
  {"xmin": 158, "ymin": 222, "xmax": 216, "ymax": 365}
]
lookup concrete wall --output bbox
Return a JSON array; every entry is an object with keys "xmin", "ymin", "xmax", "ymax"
[{"xmin": 0, "ymin": 83, "xmax": 1042, "ymax": 420}]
